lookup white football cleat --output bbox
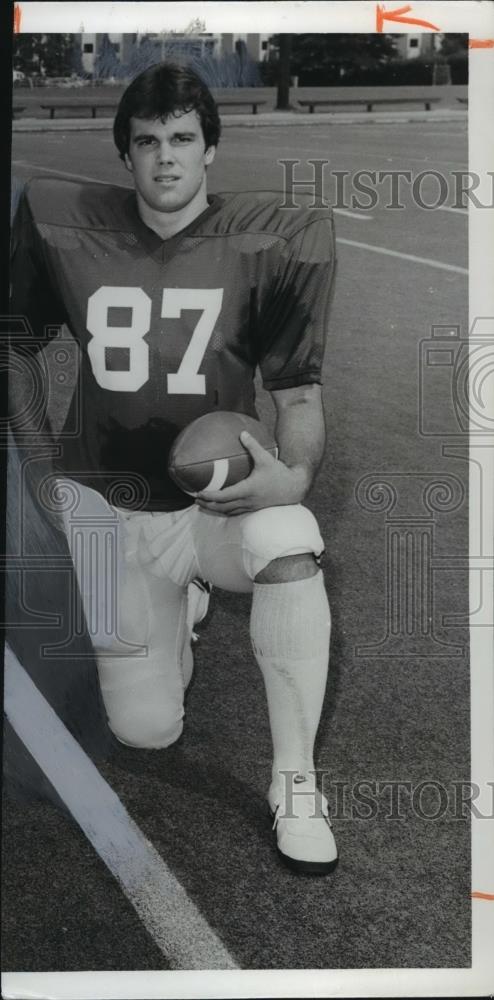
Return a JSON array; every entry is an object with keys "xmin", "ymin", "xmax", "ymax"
[
  {"xmin": 186, "ymin": 578, "xmax": 212, "ymax": 642},
  {"xmin": 268, "ymin": 779, "xmax": 339, "ymax": 875},
  {"xmin": 181, "ymin": 579, "xmax": 212, "ymax": 687}
]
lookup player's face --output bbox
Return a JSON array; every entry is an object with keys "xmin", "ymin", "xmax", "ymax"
[{"xmin": 125, "ymin": 110, "xmax": 216, "ymax": 222}]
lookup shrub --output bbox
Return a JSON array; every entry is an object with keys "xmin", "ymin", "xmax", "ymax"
[{"xmin": 447, "ymin": 53, "xmax": 468, "ymax": 85}]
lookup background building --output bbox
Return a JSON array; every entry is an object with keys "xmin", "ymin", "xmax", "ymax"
[
  {"xmin": 77, "ymin": 32, "xmax": 272, "ymax": 77},
  {"xmin": 394, "ymin": 33, "xmax": 439, "ymax": 59},
  {"xmin": 79, "ymin": 33, "xmax": 136, "ymax": 75}
]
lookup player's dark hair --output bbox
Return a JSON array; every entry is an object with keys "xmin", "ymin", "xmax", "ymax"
[{"xmin": 113, "ymin": 62, "xmax": 221, "ymax": 160}]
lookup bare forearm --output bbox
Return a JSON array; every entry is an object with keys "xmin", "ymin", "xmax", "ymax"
[
  {"xmin": 196, "ymin": 384, "xmax": 327, "ymax": 515},
  {"xmin": 273, "ymin": 384, "xmax": 326, "ymax": 498}
]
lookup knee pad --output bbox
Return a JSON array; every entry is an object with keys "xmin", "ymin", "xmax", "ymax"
[{"xmin": 240, "ymin": 505, "xmax": 324, "ymax": 581}]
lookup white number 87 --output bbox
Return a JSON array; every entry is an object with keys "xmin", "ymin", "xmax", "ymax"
[{"xmin": 86, "ymin": 286, "xmax": 224, "ymax": 394}]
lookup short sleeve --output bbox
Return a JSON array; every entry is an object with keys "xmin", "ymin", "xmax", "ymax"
[{"xmin": 255, "ymin": 212, "xmax": 336, "ymax": 391}]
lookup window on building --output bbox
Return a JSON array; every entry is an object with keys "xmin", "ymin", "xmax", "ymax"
[
  {"xmin": 262, "ymin": 40, "xmax": 268, "ymax": 50},
  {"xmin": 409, "ymin": 38, "xmax": 419, "ymax": 48},
  {"xmin": 83, "ymin": 43, "xmax": 93, "ymax": 53}
]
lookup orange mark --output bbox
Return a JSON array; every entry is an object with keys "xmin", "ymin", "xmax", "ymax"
[
  {"xmin": 376, "ymin": 4, "xmax": 440, "ymax": 32},
  {"xmin": 471, "ymin": 891, "xmax": 494, "ymax": 900},
  {"xmin": 13, "ymin": 3, "xmax": 22, "ymax": 33},
  {"xmin": 469, "ymin": 39, "xmax": 494, "ymax": 49}
]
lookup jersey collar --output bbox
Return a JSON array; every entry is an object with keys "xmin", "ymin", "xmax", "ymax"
[{"xmin": 124, "ymin": 191, "xmax": 224, "ymax": 258}]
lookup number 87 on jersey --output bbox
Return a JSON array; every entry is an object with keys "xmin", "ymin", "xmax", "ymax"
[{"xmin": 86, "ymin": 286, "xmax": 224, "ymax": 395}]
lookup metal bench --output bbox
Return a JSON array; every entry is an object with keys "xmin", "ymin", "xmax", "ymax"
[
  {"xmin": 298, "ymin": 97, "xmax": 442, "ymax": 113},
  {"xmin": 40, "ymin": 101, "xmax": 118, "ymax": 119},
  {"xmin": 215, "ymin": 98, "xmax": 267, "ymax": 115}
]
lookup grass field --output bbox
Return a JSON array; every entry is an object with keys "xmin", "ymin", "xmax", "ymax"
[{"xmin": 3, "ymin": 117, "xmax": 471, "ymax": 974}]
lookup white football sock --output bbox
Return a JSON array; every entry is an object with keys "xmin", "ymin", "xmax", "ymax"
[{"xmin": 250, "ymin": 570, "xmax": 331, "ymax": 797}]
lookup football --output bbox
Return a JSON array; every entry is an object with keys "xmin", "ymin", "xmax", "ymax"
[{"xmin": 168, "ymin": 411, "xmax": 278, "ymax": 496}]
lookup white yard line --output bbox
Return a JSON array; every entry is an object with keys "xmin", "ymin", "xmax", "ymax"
[
  {"xmin": 334, "ymin": 208, "xmax": 373, "ymax": 220},
  {"xmin": 4, "ymin": 645, "xmax": 239, "ymax": 971},
  {"xmin": 415, "ymin": 131, "xmax": 466, "ymax": 138},
  {"xmin": 436, "ymin": 204, "xmax": 468, "ymax": 214},
  {"xmin": 336, "ymin": 236, "xmax": 468, "ymax": 274},
  {"xmin": 383, "ymin": 156, "xmax": 468, "ymax": 169},
  {"xmin": 12, "ymin": 160, "xmax": 114, "ymax": 185}
]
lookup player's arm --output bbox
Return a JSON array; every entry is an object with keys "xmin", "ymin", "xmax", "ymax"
[
  {"xmin": 271, "ymin": 381, "xmax": 326, "ymax": 496},
  {"xmin": 196, "ymin": 382, "xmax": 325, "ymax": 515},
  {"xmin": 197, "ymin": 211, "xmax": 335, "ymax": 516},
  {"xmin": 10, "ymin": 184, "xmax": 64, "ymax": 348},
  {"xmin": 9, "ymin": 184, "xmax": 65, "ymax": 483}
]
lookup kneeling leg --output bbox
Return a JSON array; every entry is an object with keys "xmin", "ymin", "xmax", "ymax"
[{"xmin": 94, "ymin": 566, "xmax": 190, "ymax": 749}]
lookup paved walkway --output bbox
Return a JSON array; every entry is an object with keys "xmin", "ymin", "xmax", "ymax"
[{"xmin": 13, "ymin": 108, "xmax": 467, "ymax": 133}]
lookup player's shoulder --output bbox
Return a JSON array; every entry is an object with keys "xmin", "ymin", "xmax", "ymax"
[
  {"xmin": 203, "ymin": 191, "xmax": 334, "ymax": 263},
  {"xmin": 209, "ymin": 190, "xmax": 333, "ymax": 242},
  {"xmin": 21, "ymin": 176, "xmax": 132, "ymax": 231}
]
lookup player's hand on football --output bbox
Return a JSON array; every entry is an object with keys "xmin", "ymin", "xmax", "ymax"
[{"xmin": 195, "ymin": 431, "xmax": 309, "ymax": 515}]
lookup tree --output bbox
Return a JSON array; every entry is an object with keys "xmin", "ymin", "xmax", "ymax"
[
  {"xmin": 69, "ymin": 39, "xmax": 85, "ymax": 78},
  {"xmin": 274, "ymin": 33, "xmax": 398, "ymax": 86},
  {"xmin": 13, "ymin": 34, "xmax": 42, "ymax": 75},
  {"xmin": 93, "ymin": 33, "xmax": 121, "ymax": 80},
  {"xmin": 13, "ymin": 33, "xmax": 76, "ymax": 77},
  {"xmin": 276, "ymin": 34, "xmax": 293, "ymax": 109},
  {"xmin": 124, "ymin": 36, "xmax": 162, "ymax": 80},
  {"xmin": 41, "ymin": 34, "xmax": 76, "ymax": 76},
  {"xmin": 438, "ymin": 33, "xmax": 468, "ymax": 85},
  {"xmin": 439, "ymin": 34, "xmax": 468, "ymax": 57}
]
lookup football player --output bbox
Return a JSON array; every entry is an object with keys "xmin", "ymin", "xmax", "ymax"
[{"xmin": 10, "ymin": 63, "xmax": 338, "ymax": 875}]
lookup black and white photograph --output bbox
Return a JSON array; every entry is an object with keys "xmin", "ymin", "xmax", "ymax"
[{"xmin": 2, "ymin": 2, "xmax": 494, "ymax": 998}]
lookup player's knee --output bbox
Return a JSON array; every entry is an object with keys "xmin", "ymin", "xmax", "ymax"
[
  {"xmin": 255, "ymin": 551, "xmax": 319, "ymax": 584},
  {"xmin": 108, "ymin": 702, "xmax": 184, "ymax": 750},
  {"xmin": 241, "ymin": 504, "xmax": 324, "ymax": 581},
  {"xmin": 96, "ymin": 652, "xmax": 185, "ymax": 749}
]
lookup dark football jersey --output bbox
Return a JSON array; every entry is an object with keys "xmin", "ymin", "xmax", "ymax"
[{"xmin": 10, "ymin": 178, "xmax": 336, "ymax": 511}]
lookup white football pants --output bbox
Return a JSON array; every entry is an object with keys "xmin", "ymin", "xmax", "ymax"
[{"xmin": 57, "ymin": 477, "xmax": 324, "ymax": 748}]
